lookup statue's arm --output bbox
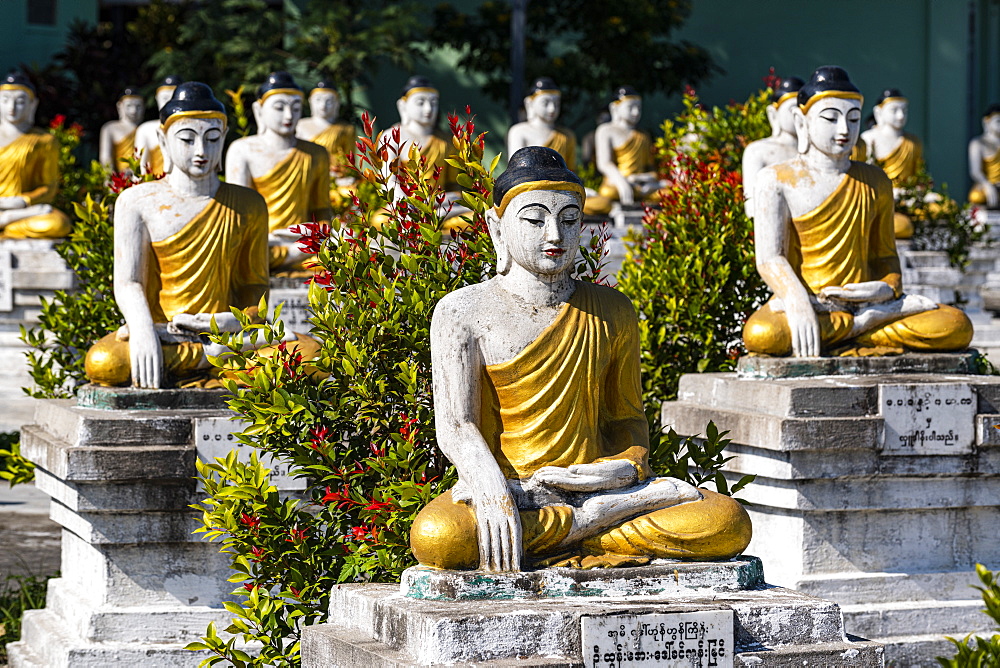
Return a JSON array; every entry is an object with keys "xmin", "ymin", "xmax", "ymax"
[
  {"xmin": 867, "ymin": 175, "xmax": 903, "ymax": 297},
  {"xmin": 112, "ymin": 190, "xmax": 162, "ymax": 387},
  {"xmin": 98, "ymin": 123, "xmax": 114, "ymax": 170},
  {"xmin": 430, "ymin": 294, "xmax": 522, "ymax": 572},
  {"xmin": 506, "ymin": 125, "xmax": 527, "ymax": 158},
  {"xmin": 233, "ymin": 193, "xmax": 270, "ymax": 321},
  {"xmin": 224, "ymin": 141, "xmax": 252, "ymax": 188},
  {"xmin": 595, "ymin": 125, "xmax": 633, "ymax": 204},
  {"xmin": 741, "ymin": 143, "xmax": 765, "ymax": 218},
  {"xmin": 754, "ymin": 169, "xmax": 820, "ymax": 356}
]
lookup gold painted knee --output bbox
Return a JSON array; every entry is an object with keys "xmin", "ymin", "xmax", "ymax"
[
  {"xmin": 410, "ymin": 490, "xmax": 479, "ymax": 570},
  {"xmin": 969, "ymin": 186, "xmax": 988, "ymax": 206},
  {"xmin": 742, "ymin": 306, "xmax": 791, "ymax": 356},
  {"xmin": 84, "ymin": 333, "xmax": 131, "ymax": 386},
  {"xmin": 597, "ymin": 182, "xmax": 620, "ymax": 201},
  {"xmin": 583, "ymin": 195, "xmax": 613, "ymax": 216},
  {"xmin": 3, "ymin": 211, "xmax": 71, "ymax": 239},
  {"xmin": 894, "ymin": 212, "xmax": 913, "ymax": 239}
]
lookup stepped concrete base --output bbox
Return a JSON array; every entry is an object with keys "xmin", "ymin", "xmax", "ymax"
[
  {"xmin": 4, "ymin": 392, "xmax": 255, "ymax": 667},
  {"xmin": 661, "ymin": 356, "xmax": 1000, "ymax": 665},
  {"xmin": 301, "ymin": 561, "xmax": 883, "ymax": 667}
]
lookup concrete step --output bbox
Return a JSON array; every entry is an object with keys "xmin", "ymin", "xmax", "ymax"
[
  {"xmin": 794, "ymin": 570, "xmax": 984, "ymax": 606},
  {"xmin": 842, "ymin": 599, "xmax": 989, "ymax": 638},
  {"xmin": 877, "ymin": 632, "xmax": 990, "ymax": 668}
]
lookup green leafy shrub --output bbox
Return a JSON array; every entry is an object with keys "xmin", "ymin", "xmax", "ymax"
[
  {"xmin": 898, "ymin": 169, "xmax": 988, "ymax": 271},
  {"xmin": 0, "ymin": 434, "xmax": 34, "ymax": 487},
  {"xmin": 0, "ymin": 573, "xmax": 51, "ymax": 664},
  {"xmin": 937, "ymin": 564, "xmax": 1000, "ymax": 667}
]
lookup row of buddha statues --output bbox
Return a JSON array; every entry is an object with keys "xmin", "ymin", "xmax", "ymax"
[{"xmin": 2, "ymin": 61, "xmax": 981, "ymax": 571}]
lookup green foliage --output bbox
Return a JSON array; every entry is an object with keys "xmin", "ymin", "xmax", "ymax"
[
  {"xmin": 430, "ymin": 0, "xmax": 716, "ymax": 124},
  {"xmin": 651, "ymin": 423, "xmax": 754, "ymax": 499},
  {"xmin": 937, "ymin": 564, "xmax": 1000, "ymax": 667},
  {"xmin": 0, "ymin": 572, "xmax": 51, "ymax": 664},
  {"xmin": 658, "ymin": 86, "xmax": 773, "ymax": 174},
  {"xmin": 898, "ymin": 169, "xmax": 988, "ymax": 271},
  {"xmin": 0, "ymin": 435, "xmax": 35, "ymax": 487}
]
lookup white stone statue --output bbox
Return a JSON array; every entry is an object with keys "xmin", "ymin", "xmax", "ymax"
[
  {"xmin": 409, "ymin": 146, "xmax": 752, "ymax": 572},
  {"xmin": 134, "ymin": 75, "xmax": 183, "ymax": 174},
  {"xmin": 85, "ymin": 82, "xmax": 305, "ymax": 389},
  {"xmin": 741, "ymin": 76, "xmax": 803, "ymax": 218},
  {"xmin": 99, "ymin": 87, "xmax": 145, "ymax": 172},
  {"xmin": 380, "ymin": 75, "xmax": 468, "ymax": 230},
  {"xmin": 968, "ymin": 104, "xmax": 1000, "ymax": 208},
  {"xmin": 745, "ymin": 66, "xmax": 971, "ymax": 358},
  {"xmin": 225, "ymin": 71, "xmax": 331, "ymax": 273},
  {"xmin": 594, "ymin": 86, "xmax": 663, "ymax": 206}
]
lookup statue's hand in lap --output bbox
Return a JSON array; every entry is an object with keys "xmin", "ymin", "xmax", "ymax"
[
  {"xmin": 532, "ymin": 460, "xmax": 638, "ymax": 493},
  {"xmin": 0, "ymin": 196, "xmax": 26, "ymax": 210},
  {"xmin": 819, "ymin": 281, "xmax": 894, "ymax": 305},
  {"xmin": 129, "ymin": 325, "xmax": 163, "ymax": 389},
  {"xmin": 172, "ymin": 312, "xmax": 242, "ymax": 334}
]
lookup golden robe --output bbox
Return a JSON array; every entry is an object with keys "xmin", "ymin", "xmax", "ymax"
[
  {"xmin": 85, "ymin": 183, "xmax": 270, "ymax": 386},
  {"xmin": 252, "ymin": 139, "xmax": 332, "ymax": 235},
  {"xmin": 113, "ymin": 130, "xmax": 136, "ymax": 171},
  {"xmin": 144, "ymin": 145, "xmax": 165, "ymax": 175},
  {"xmin": 411, "ymin": 281, "xmax": 752, "ymax": 569},
  {"xmin": 544, "ymin": 127, "xmax": 577, "ymax": 171},
  {"xmin": 876, "ymin": 133, "xmax": 923, "ymax": 187},
  {"xmin": 310, "ymin": 122, "xmax": 355, "ymax": 168},
  {"xmin": 743, "ymin": 162, "xmax": 973, "ymax": 355},
  {"xmin": 598, "ymin": 129, "xmax": 656, "ymax": 201},
  {"xmin": 0, "ymin": 130, "xmax": 71, "ymax": 239},
  {"xmin": 968, "ymin": 146, "xmax": 1000, "ymax": 206},
  {"xmin": 851, "ymin": 137, "xmax": 868, "ymax": 162}
]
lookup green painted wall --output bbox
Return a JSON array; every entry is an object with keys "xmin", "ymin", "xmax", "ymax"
[
  {"xmin": 0, "ymin": 0, "xmax": 98, "ymax": 74},
  {"xmin": 670, "ymin": 0, "xmax": 995, "ymax": 196}
]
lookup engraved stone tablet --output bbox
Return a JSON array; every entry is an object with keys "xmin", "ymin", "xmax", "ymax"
[
  {"xmin": 0, "ymin": 248, "xmax": 13, "ymax": 312},
  {"xmin": 582, "ymin": 610, "xmax": 734, "ymax": 668},
  {"xmin": 269, "ymin": 287, "xmax": 311, "ymax": 330},
  {"xmin": 194, "ymin": 416, "xmax": 305, "ymax": 490},
  {"xmin": 879, "ymin": 383, "xmax": 975, "ymax": 455}
]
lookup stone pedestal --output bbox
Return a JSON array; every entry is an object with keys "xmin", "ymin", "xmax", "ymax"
[
  {"xmin": 5, "ymin": 388, "xmax": 254, "ymax": 667},
  {"xmin": 301, "ymin": 559, "xmax": 884, "ymax": 667},
  {"xmin": 661, "ymin": 353, "xmax": 1000, "ymax": 665},
  {"xmin": 0, "ymin": 239, "xmax": 75, "ymax": 432},
  {"xmin": 269, "ymin": 275, "xmax": 312, "ymax": 331}
]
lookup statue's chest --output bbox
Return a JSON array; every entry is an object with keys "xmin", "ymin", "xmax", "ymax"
[{"xmin": 783, "ymin": 173, "xmax": 848, "ymax": 219}]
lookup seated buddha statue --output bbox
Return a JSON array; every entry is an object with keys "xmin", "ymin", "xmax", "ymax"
[
  {"xmin": 410, "ymin": 146, "xmax": 752, "ymax": 572},
  {"xmin": 860, "ymin": 89, "xmax": 924, "ymax": 239},
  {"xmin": 0, "ymin": 73, "xmax": 71, "ymax": 239},
  {"xmin": 743, "ymin": 66, "xmax": 972, "ymax": 358},
  {"xmin": 595, "ymin": 86, "xmax": 665, "ymax": 206},
  {"xmin": 295, "ymin": 80, "xmax": 357, "ymax": 210},
  {"xmin": 968, "ymin": 104, "xmax": 1000, "ymax": 208},
  {"xmin": 226, "ymin": 72, "xmax": 332, "ymax": 273},
  {"xmin": 380, "ymin": 76, "xmax": 469, "ymax": 231},
  {"xmin": 134, "ymin": 75, "xmax": 183, "ymax": 175},
  {"xmin": 99, "ymin": 87, "xmax": 145, "ymax": 172},
  {"xmin": 742, "ymin": 76, "xmax": 803, "ymax": 218},
  {"xmin": 84, "ymin": 82, "xmax": 314, "ymax": 389},
  {"xmin": 507, "ymin": 77, "xmax": 612, "ymax": 216}
]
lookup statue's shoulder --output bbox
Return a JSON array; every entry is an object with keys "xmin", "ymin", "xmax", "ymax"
[
  {"xmin": 225, "ymin": 134, "xmax": 255, "ymax": 156},
  {"xmin": 849, "ymin": 160, "xmax": 892, "ymax": 189},
  {"xmin": 432, "ymin": 282, "xmax": 493, "ymax": 335},
  {"xmin": 216, "ymin": 182, "xmax": 267, "ymax": 215},
  {"xmin": 296, "ymin": 138, "xmax": 328, "ymax": 159},
  {"xmin": 903, "ymin": 132, "xmax": 922, "ymax": 146},
  {"xmin": 114, "ymin": 179, "xmax": 165, "ymax": 210},
  {"xmin": 576, "ymin": 280, "xmax": 637, "ymax": 322},
  {"xmin": 555, "ymin": 126, "xmax": 576, "ymax": 140}
]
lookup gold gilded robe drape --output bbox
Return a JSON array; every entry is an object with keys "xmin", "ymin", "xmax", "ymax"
[
  {"xmin": 252, "ymin": 139, "xmax": 332, "ymax": 233},
  {"xmin": 876, "ymin": 133, "xmax": 923, "ymax": 186}
]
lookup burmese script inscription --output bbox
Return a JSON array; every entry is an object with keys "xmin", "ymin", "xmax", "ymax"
[
  {"xmin": 194, "ymin": 416, "xmax": 304, "ymax": 490},
  {"xmin": 582, "ymin": 610, "xmax": 734, "ymax": 668},
  {"xmin": 879, "ymin": 383, "xmax": 975, "ymax": 455}
]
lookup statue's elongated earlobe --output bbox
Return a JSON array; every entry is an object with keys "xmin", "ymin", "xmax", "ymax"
[
  {"xmin": 794, "ymin": 110, "xmax": 809, "ymax": 154},
  {"xmin": 485, "ymin": 209, "xmax": 511, "ymax": 275}
]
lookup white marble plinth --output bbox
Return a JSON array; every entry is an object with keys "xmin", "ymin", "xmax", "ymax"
[{"xmin": 661, "ymin": 358, "xmax": 1000, "ymax": 664}]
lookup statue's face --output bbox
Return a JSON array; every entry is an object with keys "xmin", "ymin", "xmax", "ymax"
[
  {"xmin": 260, "ymin": 93, "xmax": 303, "ymax": 136},
  {"xmin": 527, "ymin": 93, "xmax": 560, "ymax": 124},
  {"xmin": 501, "ymin": 189, "xmax": 582, "ymax": 277},
  {"xmin": 161, "ymin": 117, "xmax": 226, "ymax": 177},
  {"xmin": 309, "ymin": 90, "xmax": 339, "ymax": 123},
  {"xmin": 0, "ymin": 89, "xmax": 35, "ymax": 126},
  {"xmin": 610, "ymin": 98, "xmax": 642, "ymax": 127},
  {"xmin": 118, "ymin": 96, "xmax": 145, "ymax": 125},
  {"xmin": 401, "ymin": 92, "xmax": 438, "ymax": 126},
  {"xmin": 984, "ymin": 114, "xmax": 1000, "ymax": 138},
  {"xmin": 155, "ymin": 87, "xmax": 176, "ymax": 111},
  {"xmin": 802, "ymin": 96, "xmax": 862, "ymax": 159},
  {"xmin": 878, "ymin": 100, "xmax": 908, "ymax": 131},
  {"xmin": 775, "ymin": 97, "xmax": 798, "ymax": 135}
]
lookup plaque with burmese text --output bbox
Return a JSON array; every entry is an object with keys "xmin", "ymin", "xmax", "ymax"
[
  {"xmin": 582, "ymin": 609, "xmax": 734, "ymax": 668},
  {"xmin": 194, "ymin": 416, "xmax": 304, "ymax": 490},
  {"xmin": 879, "ymin": 383, "xmax": 975, "ymax": 456}
]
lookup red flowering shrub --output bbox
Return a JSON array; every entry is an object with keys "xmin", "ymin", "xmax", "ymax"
[{"xmin": 190, "ymin": 108, "xmax": 606, "ymax": 666}]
